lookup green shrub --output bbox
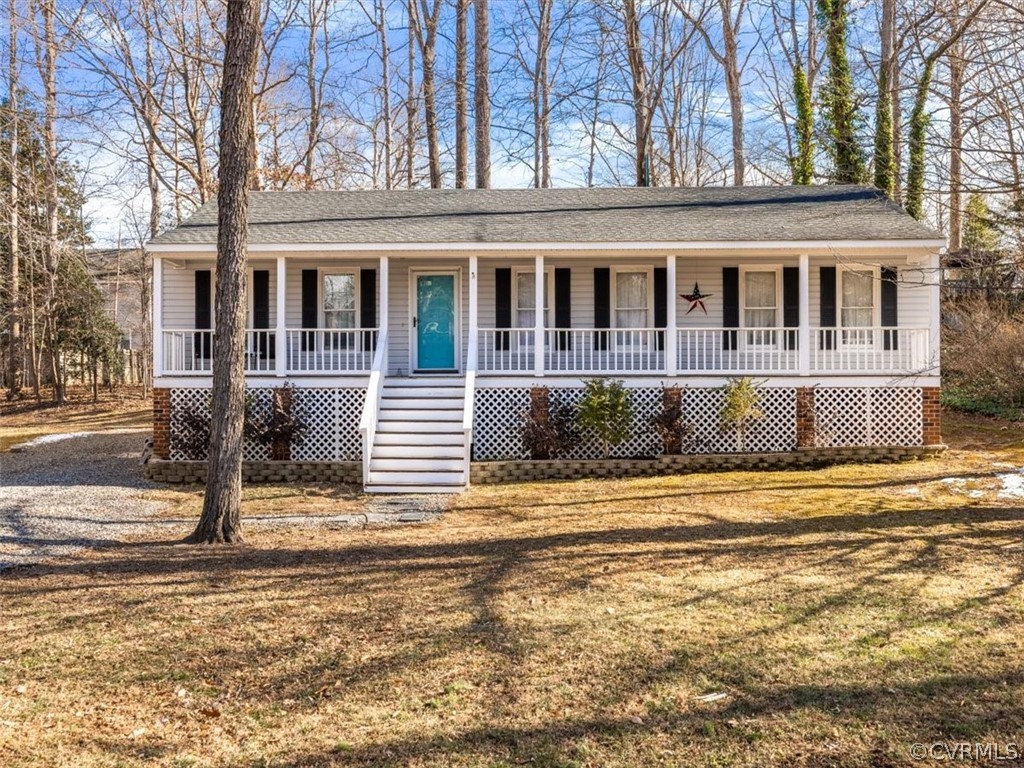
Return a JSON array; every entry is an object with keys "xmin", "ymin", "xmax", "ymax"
[
  {"xmin": 576, "ymin": 378, "xmax": 633, "ymax": 459},
  {"xmin": 720, "ymin": 377, "xmax": 764, "ymax": 451},
  {"xmin": 940, "ymin": 387, "xmax": 1023, "ymax": 421}
]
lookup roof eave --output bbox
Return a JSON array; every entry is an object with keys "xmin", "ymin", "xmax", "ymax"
[{"xmin": 146, "ymin": 238, "xmax": 946, "ymax": 254}]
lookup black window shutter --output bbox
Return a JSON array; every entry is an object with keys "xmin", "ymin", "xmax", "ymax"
[
  {"xmin": 819, "ymin": 266, "xmax": 837, "ymax": 351},
  {"xmin": 251, "ymin": 269, "xmax": 272, "ymax": 359},
  {"xmin": 554, "ymin": 267, "xmax": 571, "ymax": 350},
  {"xmin": 782, "ymin": 266, "xmax": 799, "ymax": 351},
  {"xmin": 594, "ymin": 267, "xmax": 610, "ymax": 351},
  {"xmin": 252, "ymin": 270, "xmax": 270, "ymax": 328},
  {"xmin": 881, "ymin": 266, "xmax": 899, "ymax": 350},
  {"xmin": 301, "ymin": 269, "xmax": 318, "ymax": 351},
  {"xmin": 360, "ymin": 268, "xmax": 377, "ymax": 351},
  {"xmin": 495, "ymin": 267, "xmax": 512, "ymax": 351},
  {"xmin": 653, "ymin": 267, "xmax": 667, "ymax": 351},
  {"xmin": 194, "ymin": 270, "xmax": 212, "ymax": 359},
  {"xmin": 722, "ymin": 267, "xmax": 739, "ymax": 352}
]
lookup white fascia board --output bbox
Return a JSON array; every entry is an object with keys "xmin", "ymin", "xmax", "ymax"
[
  {"xmin": 146, "ymin": 239, "xmax": 946, "ymax": 255},
  {"xmin": 475, "ymin": 375, "xmax": 942, "ymax": 389},
  {"xmin": 154, "ymin": 375, "xmax": 371, "ymax": 388}
]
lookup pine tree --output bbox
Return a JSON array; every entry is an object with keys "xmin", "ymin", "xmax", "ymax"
[
  {"xmin": 817, "ymin": 0, "xmax": 866, "ymax": 184},
  {"xmin": 962, "ymin": 193, "xmax": 999, "ymax": 254}
]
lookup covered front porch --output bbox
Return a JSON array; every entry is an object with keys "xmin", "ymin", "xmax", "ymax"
[{"xmin": 153, "ymin": 251, "xmax": 939, "ymax": 381}]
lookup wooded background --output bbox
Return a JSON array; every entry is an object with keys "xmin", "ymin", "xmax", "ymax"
[{"xmin": 1, "ymin": 0, "xmax": 1022, "ymax": 402}]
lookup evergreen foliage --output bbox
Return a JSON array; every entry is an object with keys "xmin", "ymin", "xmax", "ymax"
[{"xmin": 817, "ymin": 0, "xmax": 867, "ymax": 184}]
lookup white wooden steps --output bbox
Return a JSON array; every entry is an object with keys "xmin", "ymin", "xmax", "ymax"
[{"xmin": 365, "ymin": 376, "xmax": 469, "ymax": 494}]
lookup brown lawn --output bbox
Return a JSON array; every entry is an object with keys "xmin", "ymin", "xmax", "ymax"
[{"xmin": 1, "ymin": 406, "xmax": 1023, "ymax": 767}]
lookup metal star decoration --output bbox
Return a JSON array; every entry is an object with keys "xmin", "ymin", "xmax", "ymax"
[{"xmin": 682, "ymin": 282, "xmax": 712, "ymax": 315}]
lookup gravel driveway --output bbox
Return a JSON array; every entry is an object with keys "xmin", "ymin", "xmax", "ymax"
[{"xmin": 0, "ymin": 431, "xmax": 170, "ymax": 570}]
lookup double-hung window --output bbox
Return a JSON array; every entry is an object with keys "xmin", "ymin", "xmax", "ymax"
[
  {"xmin": 840, "ymin": 268, "xmax": 876, "ymax": 345},
  {"xmin": 515, "ymin": 270, "xmax": 551, "ymax": 330},
  {"xmin": 742, "ymin": 269, "xmax": 779, "ymax": 347},
  {"xmin": 613, "ymin": 269, "xmax": 651, "ymax": 349},
  {"xmin": 322, "ymin": 272, "xmax": 357, "ymax": 349}
]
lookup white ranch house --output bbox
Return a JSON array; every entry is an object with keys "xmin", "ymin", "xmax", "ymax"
[{"xmin": 146, "ymin": 186, "xmax": 944, "ymax": 492}]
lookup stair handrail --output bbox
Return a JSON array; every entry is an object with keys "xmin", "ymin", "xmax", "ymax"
[
  {"xmin": 462, "ymin": 328, "xmax": 478, "ymax": 485},
  {"xmin": 359, "ymin": 329, "xmax": 388, "ymax": 485}
]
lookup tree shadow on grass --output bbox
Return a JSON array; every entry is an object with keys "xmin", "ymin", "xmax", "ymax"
[{"xmin": 4, "ymin": 501, "xmax": 1024, "ymax": 766}]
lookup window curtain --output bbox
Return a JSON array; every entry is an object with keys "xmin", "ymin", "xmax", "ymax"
[
  {"xmin": 743, "ymin": 271, "xmax": 776, "ymax": 327},
  {"xmin": 615, "ymin": 271, "xmax": 647, "ymax": 328},
  {"xmin": 841, "ymin": 270, "xmax": 873, "ymax": 327}
]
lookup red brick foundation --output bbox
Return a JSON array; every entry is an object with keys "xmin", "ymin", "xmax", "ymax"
[
  {"xmin": 796, "ymin": 387, "xmax": 816, "ymax": 448},
  {"xmin": 153, "ymin": 388, "xmax": 171, "ymax": 459},
  {"xmin": 922, "ymin": 387, "xmax": 942, "ymax": 445}
]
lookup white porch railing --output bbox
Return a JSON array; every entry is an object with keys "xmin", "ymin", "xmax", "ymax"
[
  {"xmin": 285, "ymin": 328, "xmax": 378, "ymax": 373},
  {"xmin": 810, "ymin": 327, "xmax": 930, "ymax": 374},
  {"xmin": 474, "ymin": 326, "xmax": 930, "ymax": 376},
  {"xmin": 478, "ymin": 328, "xmax": 536, "ymax": 372},
  {"xmin": 478, "ymin": 328, "xmax": 664, "ymax": 374},
  {"xmin": 162, "ymin": 328, "xmax": 377, "ymax": 374},
  {"xmin": 359, "ymin": 329, "xmax": 388, "ymax": 484},
  {"xmin": 677, "ymin": 327, "xmax": 800, "ymax": 374},
  {"xmin": 162, "ymin": 329, "xmax": 278, "ymax": 374},
  {"xmin": 544, "ymin": 329, "xmax": 665, "ymax": 373}
]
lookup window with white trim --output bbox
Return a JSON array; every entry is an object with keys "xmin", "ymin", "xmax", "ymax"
[
  {"xmin": 614, "ymin": 269, "xmax": 650, "ymax": 329},
  {"xmin": 742, "ymin": 268, "xmax": 779, "ymax": 346},
  {"xmin": 322, "ymin": 272, "xmax": 357, "ymax": 348},
  {"xmin": 514, "ymin": 269, "xmax": 552, "ymax": 329},
  {"xmin": 840, "ymin": 268, "xmax": 876, "ymax": 345}
]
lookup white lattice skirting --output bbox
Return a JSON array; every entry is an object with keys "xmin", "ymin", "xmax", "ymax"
[
  {"xmin": 813, "ymin": 387, "xmax": 923, "ymax": 447},
  {"xmin": 169, "ymin": 387, "xmax": 366, "ymax": 461},
  {"xmin": 472, "ymin": 385, "xmax": 926, "ymax": 461}
]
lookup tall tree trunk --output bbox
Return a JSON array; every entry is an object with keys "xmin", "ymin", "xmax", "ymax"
[
  {"xmin": 818, "ymin": 0, "xmax": 866, "ymax": 184},
  {"xmin": 6, "ymin": 0, "xmax": 21, "ymax": 399},
  {"xmin": 535, "ymin": 0, "xmax": 552, "ymax": 188},
  {"xmin": 948, "ymin": 39, "xmax": 964, "ymax": 249},
  {"xmin": 905, "ymin": 0, "xmax": 988, "ymax": 220},
  {"xmin": 413, "ymin": 0, "xmax": 443, "ymax": 189},
  {"xmin": 378, "ymin": 0, "xmax": 394, "ymax": 189},
  {"xmin": 473, "ymin": 0, "xmax": 490, "ymax": 188},
  {"xmin": 623, "ymin": 0, "xmax": 649, "ymax": 186},
  {"xmin": 791, "ymin": 63, "xmax": 814, "ymax": 184},
  {"xmin": 303, "ymin": 0, "xmax": 323, "ymax": 189},
  {"xmin": 721, "ymin": 1, "xmax": 745, "ymax": 186},
  {"xmin": 190, "ymin": 0, "xmax": 262, "ymax": 545},
  {"xmin": 873, "ymin": 0, "xmax": 895, "ymax": 196},
  {"xmin": 40, "ymin": 0, "xmax": 61, "ymax": 404},
  {"xmin": 455, "ymin": 0, "xmax": 468, "ymax": 188},
  {"xmin": 406, "ymin": 0, "xmax": 417, "ymax": 187}
]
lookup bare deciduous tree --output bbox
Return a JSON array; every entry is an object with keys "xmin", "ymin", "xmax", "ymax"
[{"xmin": 190, "ymin": 0, "xmax": 262, "ymax": 545}]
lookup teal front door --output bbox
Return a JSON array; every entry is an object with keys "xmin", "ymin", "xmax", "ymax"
[{"xmin": 415, "ymin": 273, "xmax": 457, "ymax": 370}]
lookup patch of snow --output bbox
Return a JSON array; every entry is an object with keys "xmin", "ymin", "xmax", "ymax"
[
  {"xmin": 12, "ymin": 432, "xmax": 93, "ymax": 450},
  {"xmin": 997, "ymin": 469, "xmax": 1024, "ymax": 498}
]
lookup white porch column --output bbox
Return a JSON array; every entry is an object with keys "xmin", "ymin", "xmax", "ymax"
[
  {"xmin": 275, "ymin": 255, "xmax": 287, "ymax": 376},
  {"xmin": 152, "ymin": 255, "xmax": 163, "ymax": 378},
  {"xmin": 379, "ymin": 255, "xmax": 390, "ymax": 337},
  {"xmin": 665, "ymin": 255, "xmax": 677, "ymax": 375},
  {"xmin": 798, "ymin": 253, "xmax": 810, "ymax": 375},
  {"xmin": 534, "ymin": 255, "xmax": 545, "ymax": 376},
  {"xmin": 467, "ymin": 255, "xmax": 477, "ymax": 368},
  {"xmin": 928, "ymin": 251, "xmax": 941, "ymax": 374}
]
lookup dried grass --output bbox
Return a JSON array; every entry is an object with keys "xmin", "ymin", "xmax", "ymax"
[{"xmin": 1, "ymin": 408, "xmax": 1023, "ymax": 767}]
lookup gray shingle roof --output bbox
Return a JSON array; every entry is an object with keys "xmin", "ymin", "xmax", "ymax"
[{"xmin": 149, "ymin": 185, "xmax": 943, "ymax": 246}]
